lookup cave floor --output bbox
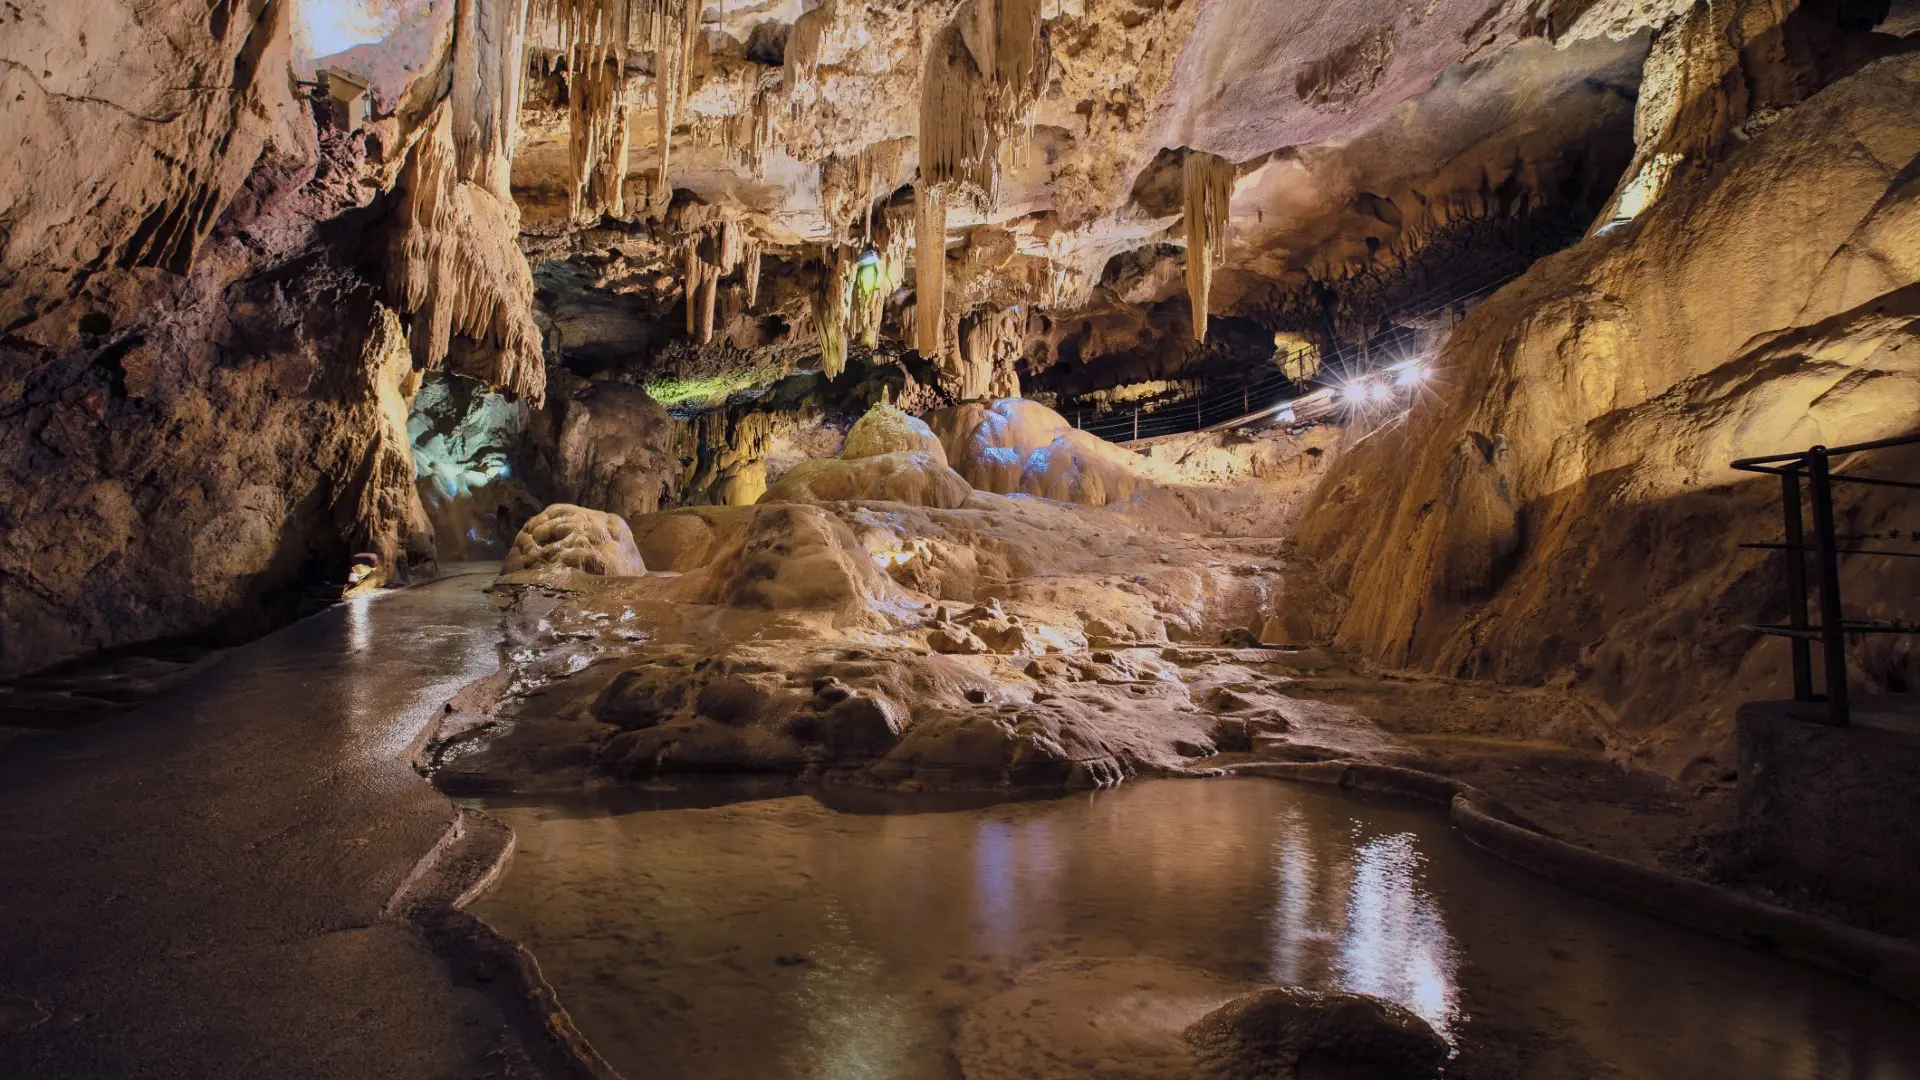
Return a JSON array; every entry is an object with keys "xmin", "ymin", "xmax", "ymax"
[{"xmin": 0, "ymin": 567, "xmax": 575, "ymax": 1080}]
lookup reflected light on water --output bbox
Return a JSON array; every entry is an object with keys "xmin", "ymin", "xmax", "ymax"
[
  {"xmin": 1268, "ymin": 815, "xmax": 1460, "ymax": 1038},
  {"xmin": 1268, "ymin": 808, "xmax": 1321, "ymax": 986},
  {"xmin": 346, "ymin": 595, "xmax": 372, "ymax": 654},
  {"xmin": 1335, "ymin": 832, "xmax": 1459, "ymax": 1035},
  {"xmin": 789, "ymin": 906, "xmax": 916, "ymax": 1080}
]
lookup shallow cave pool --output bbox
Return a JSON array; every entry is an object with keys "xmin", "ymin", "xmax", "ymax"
[{"xmin": 471, "ymin": 779, "xmax": 1920, "ymax": 1080}]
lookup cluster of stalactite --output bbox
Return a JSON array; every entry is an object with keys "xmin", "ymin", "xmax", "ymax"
[
  {"xmin": 567, "ymin": 45, "xmax": 631, "ymax": 220},
  {"xmin": 913, "ymin": 0, "xmax": 1051, "ymax": 363},
  {"xmin": 387, "ymin": 90, "xmax": 545, "ymax": 402},
  {"xmin": 534, "ymin": 0, "xmax": 706, "ymax": 220},
  {"xmin": 1182, "ymin": 149, "xmax": 1234, "ymax": 343},
  {"xmin": 714, "ymin": 73, "xmax": 781, "ymax": 178},
  {"xmin": 681, "ymin": 218, "xmax": 753, "ymax": 345}
]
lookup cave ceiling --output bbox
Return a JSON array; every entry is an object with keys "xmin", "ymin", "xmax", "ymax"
[{"xmin": 307, "ymin": 0, "xmax": 1675, "ymax": 394}]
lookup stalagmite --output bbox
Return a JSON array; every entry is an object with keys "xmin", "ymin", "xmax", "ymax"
[
  {"xmin": 914, "ymin": 182, "xmax": 948, "ymax": 358},
  {"xmin": 1183, "ymin": 149, "xmax": 1234, "ymax": 343}
]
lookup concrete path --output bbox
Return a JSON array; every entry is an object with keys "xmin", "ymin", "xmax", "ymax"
[{"xmin": 0, "ymin": 568, "xmax": 567, "ymax": 1079}]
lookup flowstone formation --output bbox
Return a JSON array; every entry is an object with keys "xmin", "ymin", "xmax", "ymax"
[{"xmin": 439, "ymin": 402, "xmax": 1364, "ymax": 792}]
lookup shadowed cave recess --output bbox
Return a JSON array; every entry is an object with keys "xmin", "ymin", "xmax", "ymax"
[{"xmin": 5, "ymin": 0, "xmax": 1920, "ymax": 1075}]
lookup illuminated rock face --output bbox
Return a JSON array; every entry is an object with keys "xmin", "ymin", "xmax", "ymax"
[
  {"xmin": 1298, "ymin": 54, "xmax": 1920, "ymax": 771},
  {"xmin": 930, "ymin": 399, "xmax": 1154, "ymax": 508}
]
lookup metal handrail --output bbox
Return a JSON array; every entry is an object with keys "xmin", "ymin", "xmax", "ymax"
[{"xmin": 1731, "ymin": 433, "xmax": 1920, "ymax": 726}]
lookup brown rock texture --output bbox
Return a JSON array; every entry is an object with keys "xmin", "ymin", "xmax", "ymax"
[{"xmin": 1297, "ymin": 53, "xmax": 1920, "ymax": 773}]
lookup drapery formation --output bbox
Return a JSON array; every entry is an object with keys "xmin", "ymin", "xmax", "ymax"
[
  {"xmin": 568, "ymin": 46, "xmax": 632, "ymax": 220},
  {"xmin": 682, "ymin": 218, "xmax": 749, "ymax": 345},
  {"xmin": 1182, "ymin": 149, "xmax": 1234, "ymax": 343},
  {"xmin": 386, "ymin": 101, "xmax": 547, "ymax": 403}
]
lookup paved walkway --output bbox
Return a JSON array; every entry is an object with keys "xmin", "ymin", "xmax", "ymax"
[{"xmin": 0, "ymin": 568, "xmax": 559, "ymax": 1079}]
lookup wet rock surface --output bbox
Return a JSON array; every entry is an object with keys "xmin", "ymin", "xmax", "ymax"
[
  {"xmin": 501, "ymin": 503, "xmax": 647, "ymax": 579},
  {"xmin": 1185, "ymin": 987, "xmax": 1448, "ymax": 1080}
]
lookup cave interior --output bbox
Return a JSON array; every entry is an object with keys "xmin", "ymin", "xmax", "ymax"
[{"xmin": 3, "ymin": 0, "xmax": 1920, "ymax": 1076}]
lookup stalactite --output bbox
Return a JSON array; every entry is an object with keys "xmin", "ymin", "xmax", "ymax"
[
  {"xmin": 819, "ymin": 246, "xmax": 856, "ymax": 380},
  {"xmin": 1183, "ymin": 149, "xmax": 1235, "ymax": 343},
  {"xmin": 717, "ymin": 219, "xmax": 744, "ymax": 276},
  {"xmin": 387, "ymin": 101, "xmax": 546, "ymax": 404},
  {"xmin": 568, "ymin": 48, "xmax": 631, "ymax": 221},
  {"xmin": 743, "ymin": 242, "xmax": 763, "ymax": 309},
  {"xmin": 748, "ymin": 77, "xmax": 779, "ymax": 178},
  {"xmin": 919, "ymin": 26, "xmax": 995, "ymax": 199},
  {"xmin": 452, "ymin": 0, "xmax": 533, "ymax": 200},
  {"xmin": 654, "ymin": 51, "xmax": 679, "ymax": 214},
  {"xmin": 784, "ymin": 0, "xmax": 836, "ymax": 93},
  {"xmin": 819, "ymin": 153, "xmax": 868, "ymax": 240},
  {"xmin": 981, "ymin": 0, "xmax": 1045, "ymax": 133},
  {"xmin": 914, "ymin": 182, "xmax": 948, "ymax": 358}
]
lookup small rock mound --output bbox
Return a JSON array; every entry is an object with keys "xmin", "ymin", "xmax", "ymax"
[
  {"xmin": 501, "ymin": 504, "xmax": 646, "ymax": 577},
  {"xmin": 928, "ymin": 398, "xmax": 1152, "ymax": 508},
  {"xmin": 761, "ymin": 401, "xmax": 973, "ymax": 509},
  {"xmin": 762, "ymin": 450, "xmax": 972, "ymax": 509},
  {"xmin": 841, "ymin": 401, "xmax": 950, "ymax": 464},
  {"xmin": 701, "ymin": 503, "xmax": 897, "ymax": 610},
  {"xmin": 1184, "ymin": 987, "xmax": 1447, "ymax": 1080}
]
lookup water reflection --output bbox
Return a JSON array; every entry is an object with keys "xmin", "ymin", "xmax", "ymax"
[
  {"xmin": 1264, "ymin": 810, "xmax": 1457, "ymax": 1034},
  {"xmin": 474, "ymin": 780, "xmax": 1920, "ymax": 1080},
  {"xmin": 1335, "ymin": 832, "xmax": 1458, "ymax": 1034}
]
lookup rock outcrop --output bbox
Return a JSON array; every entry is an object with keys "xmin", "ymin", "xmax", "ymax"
[
  {"xmin": 1185, "ymin": 987, "xmax": 1449, "ymax": 1080},
  {"xmin": 930, "ymin": 398, "xmax": 1154, "ymax": 507},
  {"xmin": 501, "ymin": 503, "xmax": 646, "ymax": 579},
  {"xmin": 1297, "ymin": 53, "xmax": 1920, "ymax": 773},
  {"xmin": 762, "ymin": 402, "xmax": 974, "ymax": 508}
]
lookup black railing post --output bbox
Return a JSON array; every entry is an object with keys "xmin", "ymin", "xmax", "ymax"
[
  {"xmin": 1781, "ymin": 469, "xmax": 1814, "ymax": 702},
  {"xmin": 1807, "ymin": 447, "xmax": 1850, "ymax": 725}
]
